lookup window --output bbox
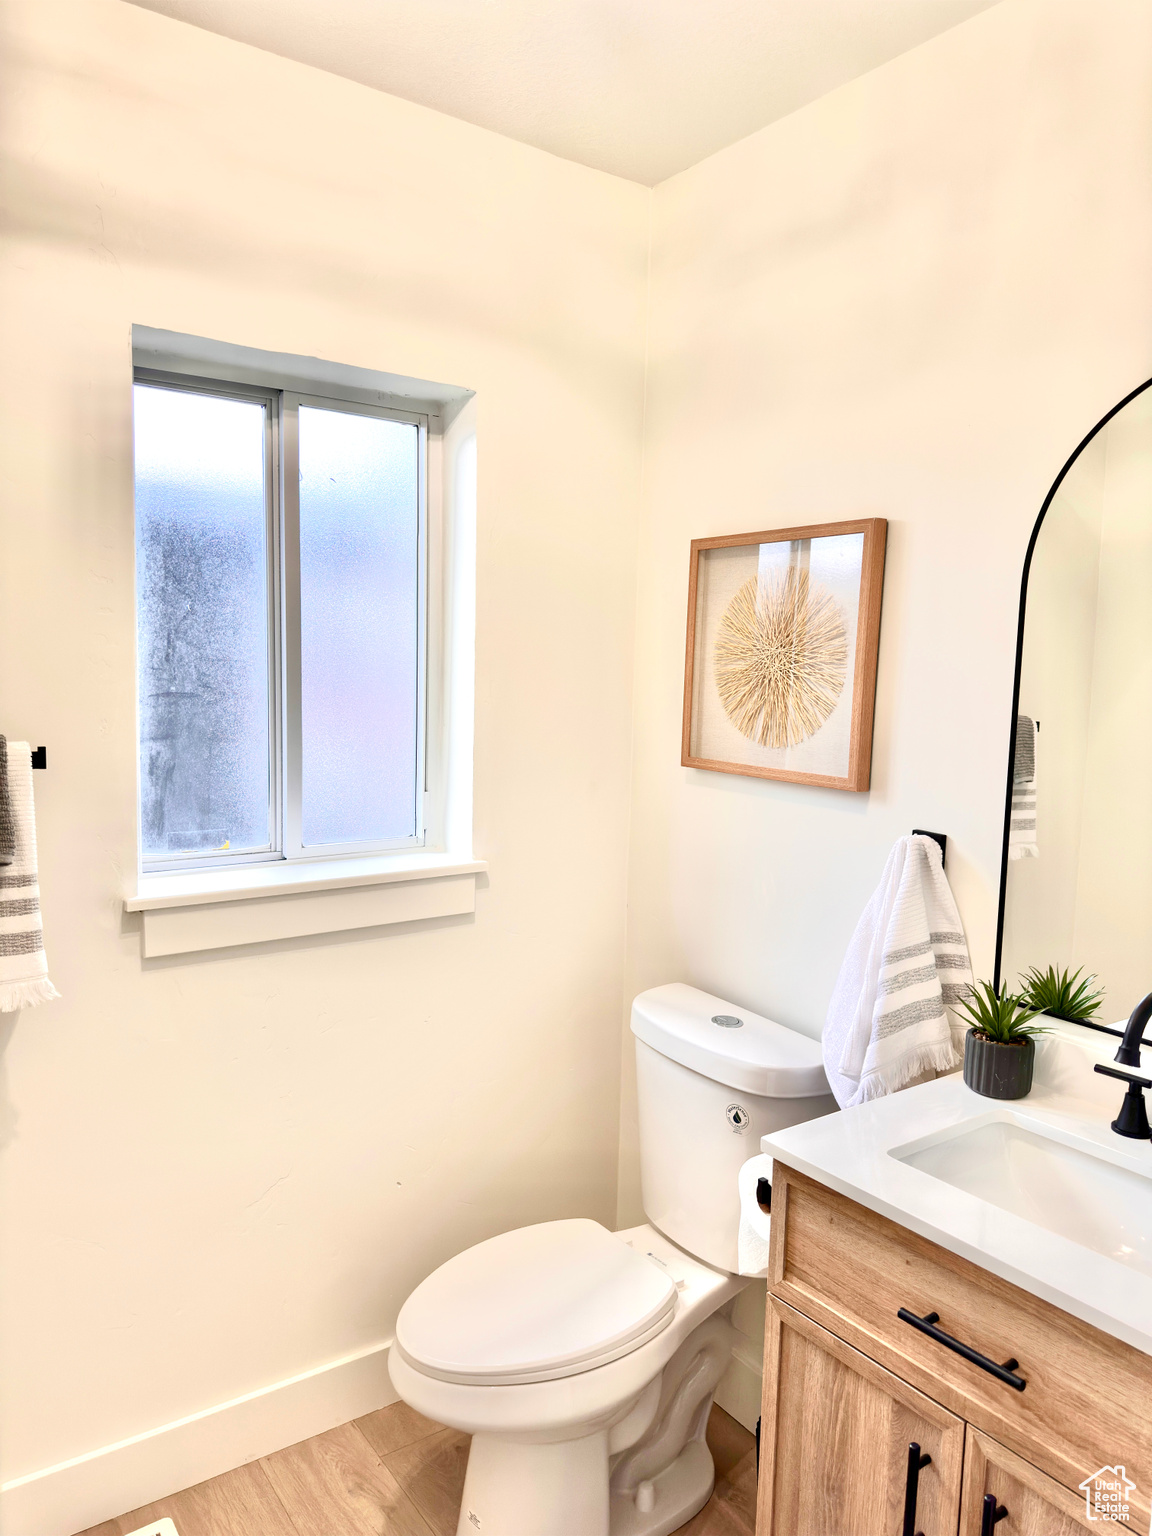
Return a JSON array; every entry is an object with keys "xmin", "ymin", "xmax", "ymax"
[{"xmin": 134, "ymin": 373, "xmax": 427, "ymax": 871}]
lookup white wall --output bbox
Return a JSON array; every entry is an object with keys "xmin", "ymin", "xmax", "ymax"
[
  {"xmin": 0, "ymin": 3, "xmax": 649, "ymax": 1530},
  {"xmin": 619, "ymin": 0, "xmax": 1152, "ymax": 1224}
]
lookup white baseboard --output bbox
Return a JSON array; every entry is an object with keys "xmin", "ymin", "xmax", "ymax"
[
  {"xmin": 713, "ymin": 1336, "xmax": 763, "ymax": 1435},
  {"xmin": 1, "ymin": 1340, "xmax": 396, "ymax": 1536}
]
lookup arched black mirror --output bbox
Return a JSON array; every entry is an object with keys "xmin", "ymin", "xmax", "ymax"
[{"xmin": 995, "ymin": 377, "xmax": 1152, "ymax": 1035}]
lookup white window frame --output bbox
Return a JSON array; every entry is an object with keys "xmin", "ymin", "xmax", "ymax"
[{"xmin": 133, "ymin": 369, "xmax": 436, "ymax": 874}]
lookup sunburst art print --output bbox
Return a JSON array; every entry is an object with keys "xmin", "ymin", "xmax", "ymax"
[
  {"xmin": 714, "ymin": 568, "xmax": 848, "ymax": 749},
  {"xmin": 682, "ymin": 520, "xmax": 887, "ymax": 791}
]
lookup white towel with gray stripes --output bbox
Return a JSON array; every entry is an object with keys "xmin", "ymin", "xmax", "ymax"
[
  {"xmin": 0, "ymin": 740, "xmax": 60, "ymax": 1011},
  {"xmin": 822, "ymin": 835, "xmax": 971, "ymax": 1107},
  {"xmin": 1009, "ymin": 714, "xmax": 1038, "ymax": 860}
]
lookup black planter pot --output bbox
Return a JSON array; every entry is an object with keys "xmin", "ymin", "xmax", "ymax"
[{"xmin": 963, "ymin": 1030, "xmax": 1035, "ymax": 1100}]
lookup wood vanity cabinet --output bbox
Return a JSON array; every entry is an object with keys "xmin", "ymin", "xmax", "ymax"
[
  {"xmin": 756, "ymin": 1162, "xmax": 1152, "ymax": 1536},
  {"xmin": 760, "ymin": 1298, "xmax": 965, "ymax": 1534}
]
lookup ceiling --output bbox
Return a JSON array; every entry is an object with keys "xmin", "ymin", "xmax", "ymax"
[{"xmin": 126, "ymin": 0, "xmax": 1001, "ymax": 186}]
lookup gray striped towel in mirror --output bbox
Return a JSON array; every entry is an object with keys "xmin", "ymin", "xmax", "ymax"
[{"xmin": 0, "ymin": 738, "xmax": 60, "ymax": 1010}]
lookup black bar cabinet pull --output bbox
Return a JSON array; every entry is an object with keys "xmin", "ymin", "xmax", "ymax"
[
  {"xmin": 897, "ymin": 1308, "xmax": 1026, "ymax": 1391},
  {"xmin": 902, "ymin": 1441, "xmax": 931, "ymax": 1536},
  {"xmin": 981, "ymin": 1493, "xmax": 1008, "ymax": 1535}
]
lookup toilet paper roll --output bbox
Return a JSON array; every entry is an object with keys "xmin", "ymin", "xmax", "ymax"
[{"xmin": 737, "ymin": 1153, "xmax": 774, "ymax": 1277}]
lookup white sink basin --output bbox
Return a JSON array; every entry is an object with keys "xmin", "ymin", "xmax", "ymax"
[{"xmin": 892, "ymin": 1115, "xmax": 1152, "ymax": 1278}]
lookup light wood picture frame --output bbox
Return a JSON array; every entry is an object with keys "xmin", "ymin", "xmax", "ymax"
[{"xmin": 682, "ymin": 518, "xmax": 887, "ymax": 792}]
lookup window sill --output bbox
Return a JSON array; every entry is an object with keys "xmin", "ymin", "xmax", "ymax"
[{"xmin": 125, "ymin": 853, "xmax": 486, "ymax": 957}]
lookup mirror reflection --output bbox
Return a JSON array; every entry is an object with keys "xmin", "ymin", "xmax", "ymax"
[{"xmin": 1001, "ymin": 382, "xmax": 1152, "ymax": 1027}]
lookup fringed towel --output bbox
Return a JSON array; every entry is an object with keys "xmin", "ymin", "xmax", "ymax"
[
  {"xmin": 822, "ymin": 835, "xmax": 971, "ymax": 1107},
  {"xmin": 0, "ymin": 737, "xmax": 14, "ymax": 866},
  {"xmin": 1009, "ymin": 714, "xmax": 1038, "ymax": 860},
  {"xmin": 0, "ymin": 739, "xmax": 60, "ymax": 1011}
]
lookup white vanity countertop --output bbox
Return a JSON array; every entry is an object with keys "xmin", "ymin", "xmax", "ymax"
[{"xmin": 762, "ymin": 1020, "xmax": 1152, "ymax": 1357}]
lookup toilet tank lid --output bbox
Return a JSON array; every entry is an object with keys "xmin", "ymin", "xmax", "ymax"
[{"xmin": 631, "ymin": 983, "xmax": 829, "ymax": 1097}]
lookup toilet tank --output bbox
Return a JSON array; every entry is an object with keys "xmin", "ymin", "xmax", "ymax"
[{"xmin": 631, "ymin": 983, "xmax": 836, "ymax": 1273}]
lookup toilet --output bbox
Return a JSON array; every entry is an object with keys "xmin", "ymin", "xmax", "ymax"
[{"xmin": 388, "ymin": 982, "xmax": 836, "ymax": 1536}]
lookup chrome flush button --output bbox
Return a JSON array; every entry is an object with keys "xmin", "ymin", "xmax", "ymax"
[{"xmin": 712, "ymin": 1014, "xmax": 743, "ymax": 1028}]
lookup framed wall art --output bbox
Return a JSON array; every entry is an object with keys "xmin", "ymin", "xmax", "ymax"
[{"xmin": 682, "ymin": 519, "xmax": 887, "ymax": 791}]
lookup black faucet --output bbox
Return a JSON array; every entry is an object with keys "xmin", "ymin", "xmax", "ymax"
[{"xmin": 1093, "ymin": 991, "xmax": 1152, "ymax": 1138}]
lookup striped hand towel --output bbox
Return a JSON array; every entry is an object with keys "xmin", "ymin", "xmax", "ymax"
[
  {"xmin": 0, "ymin": 740, "xmax": 60, "ymax": 1011},
  {"xmin": 1009, "ymin": 714, "xmax": 1038, "ymax": 860},
  {"xmin": 822, "ymin": 835, "xmax": 972, "ymax": 1107},
  {"xmin": 0, "ymin": 736, "xmax": 14, "ymax": 866}
]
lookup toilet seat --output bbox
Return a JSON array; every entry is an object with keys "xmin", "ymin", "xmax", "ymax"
[{"xmin": 394, "ymin": 1219, "xmax": 678, "ymax": 1386}]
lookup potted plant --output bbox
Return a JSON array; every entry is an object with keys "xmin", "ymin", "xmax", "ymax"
[
  {"xmin": 956, "ymin": 980, "xmax": 1049, "ymax": 1100},
  {"xmin": 1019, "ymin": 964, "xmax": 1104, "ymax": 1024}
]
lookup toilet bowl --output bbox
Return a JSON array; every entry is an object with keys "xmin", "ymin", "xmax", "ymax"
[
  {"xmin": 391, "ymin": 1221, "xmax": 743, "ymax": 1536},
  {"xmin": 388, "ymin": 983, "xmax": 836, "ymax": 1536}
]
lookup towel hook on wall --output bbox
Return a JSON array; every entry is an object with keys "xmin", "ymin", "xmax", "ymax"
[
  {"xmin": 912, "ymin": 828, "xmax": 946, "ymax": 866},
  {"xmin": 30, "ymin": 747, "xmax": 46, "ymax": 770}
]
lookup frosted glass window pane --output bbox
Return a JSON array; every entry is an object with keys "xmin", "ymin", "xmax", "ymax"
[
  {"xmin": 299, "ymin": 407, "xmax": 420, "ymax": 845},
  {"xmin": 135, "ymin": 385, "xmax": 272, "ymax": 859}
]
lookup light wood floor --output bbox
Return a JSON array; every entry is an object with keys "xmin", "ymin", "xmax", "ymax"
[{"xmin": 74, "ymin": 1400, "xmax": 757, "ymax": 1536}]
